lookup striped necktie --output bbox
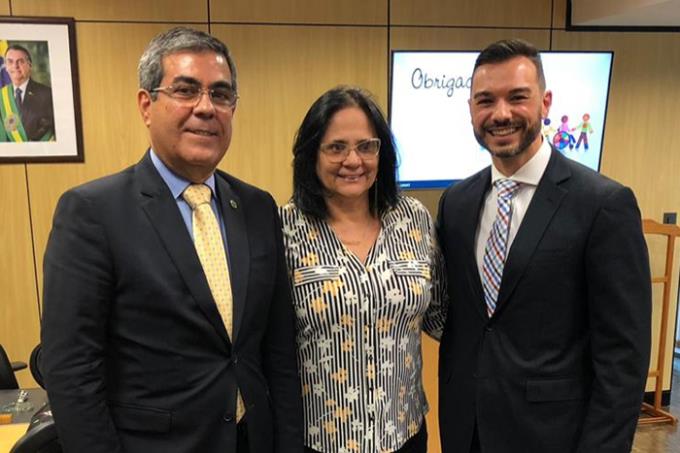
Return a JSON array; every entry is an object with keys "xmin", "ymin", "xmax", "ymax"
[
  {"xmin": 183, "ymin": 184, "xmax": 245, "ymax": 421},
  {"xmin": 481, "ymin": 179, "xmax": 521, "ymax": 317}
]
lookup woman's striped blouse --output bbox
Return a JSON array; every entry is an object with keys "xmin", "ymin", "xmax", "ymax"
[{"xmin": 279, "ymin": 196, "xmax": 447, "ymax": 453}]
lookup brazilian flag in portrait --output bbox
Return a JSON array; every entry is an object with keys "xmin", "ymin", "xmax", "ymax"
[
  {"xmin": 1, "ymin": 39, "xmax": 28, "ymax": 142},
  {"xmin": 0, "ymin": 39, "xmax": 46, "ymax": 142},
  {"xmin": 0, "ymin": 84, "xmax": 30, "ymax": 142}
]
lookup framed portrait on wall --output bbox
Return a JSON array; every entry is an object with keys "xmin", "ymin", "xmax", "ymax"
[{"xmin": 0, "ymin": 16, "xmax": 83, "ymax": 163}]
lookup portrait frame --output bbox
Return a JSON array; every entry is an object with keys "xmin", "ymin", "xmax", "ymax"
[{"xmin": 0, "ymin": 16, "xmax": 83, "ymax": 163}]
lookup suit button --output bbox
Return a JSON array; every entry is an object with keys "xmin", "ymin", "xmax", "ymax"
[
  {"xmin": 485, "ymin": 326, "xmax": 494, "ymax": 332},
  {"xmin": 233, "ymin": 355, "xmax": 238, "ymax": 364},
  {"xmin": 223, "ymin": 414, "xmax": 234, "ymax": 422}
]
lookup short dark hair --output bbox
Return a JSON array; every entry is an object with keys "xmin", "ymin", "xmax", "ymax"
[
  {"xmin": 473, "ymin": 39, "xmax": 545, "ymax": 91},
  {"xmin": 138, "ymin": 27, "xmax": 237, "ymax": 100},
  {"xmin": 5, "ymin": 44, "xmax": 32, "ymax": 63},
  {"xmin": 292, "ymin": 86, "xmax": 399, "ymax": 220}
]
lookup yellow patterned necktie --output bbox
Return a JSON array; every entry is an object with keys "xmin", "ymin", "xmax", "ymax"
[{"xmin": 182, "ymin": 183, "xmax": 245, "ymax": 421}]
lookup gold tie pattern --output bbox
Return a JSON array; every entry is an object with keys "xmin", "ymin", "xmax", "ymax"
[{"xmin": 182, "ymin": 184, "xmax": 245, "ymax": 421}]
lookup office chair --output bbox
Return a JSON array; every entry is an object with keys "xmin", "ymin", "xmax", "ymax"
[
  {"xmin": 12, "ymin": 361, "xmax": 28, "ymax": 372},
  {"xmin": 10, "ymin": 402, "xmax": 61, "ymax": 453},
  {"xmin": 0, "ymin": 344, "xmax": 20, "ymax": 389},
  {"xmin": 10, "ymin": 344, "xmax": 63, "ymax": 453},
  {"xmin": 28, "ymin": 345, "xmax": 43, "ymax": 388}
]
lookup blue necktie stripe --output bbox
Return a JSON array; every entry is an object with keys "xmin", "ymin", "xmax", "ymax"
[{"xmin": 481, "ymin": 179, "xmax": 521, "ymax": 317}]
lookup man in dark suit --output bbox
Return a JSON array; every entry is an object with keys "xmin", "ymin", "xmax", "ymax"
[
  {"xmin": 41, "ymin": 27, "xmax": 303, "ymax": 453},
  {"xmin": 436, "ymin": 39, "xmax": 651, "ymax": 453},
  {"xmin": 1, "ymin": 44, "xmax": 55, "ymax": 141}
]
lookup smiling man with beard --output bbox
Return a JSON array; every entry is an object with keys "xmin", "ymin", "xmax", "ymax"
[{"xmin": 434, "ymin": 39, "xmax": 651, "ymax": 453}]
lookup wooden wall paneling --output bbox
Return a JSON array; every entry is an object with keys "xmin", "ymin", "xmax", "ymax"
[
  {"xmin": 210, "ymin": 0, "xmax": 387, "ymax": 25},
  {"xmin": 391, "ymin": 26, "xmax": 551, "ymax": 51},
  {"xmin": 552, "ymin": 0, "xmax": 568, "ymax": 29},
  {"xmin": 391, "ymin": 0, "xmax": 552, "ymax": 28},
  {"xmin": 551, "ymin": 31, "xmax": 680, "ymax": 220},
  {"xmin": 0, "ymin": 1, "xmax": 10, "ymax": 15},
  {"xmin": 212, "ymin": 24, "xmax": 388, "ymax": 205},
  {"xmin": 11, "ymin": 0, "xmax": 207, "ymax": 22},
  {"xmin": 0, "ymin": 165, "xmax": 40, "ymax": 388},
  {"xmin": 28, "ymin": 23, "xmax": 209, "ymax": 301},
  {"xmin": 552, "ymin": 30, "xmax": 680, "ymax": 392}
]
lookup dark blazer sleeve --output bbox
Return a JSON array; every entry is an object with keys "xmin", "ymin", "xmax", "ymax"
[
  {"xmin": 577, "ymin": 185, "xmax": 651, "ymax": 452},
  {"xmin": 262, "ymin": 195, "xmax": 304, "ymax": 452},
  {"xmin": 41, "ymin": 189, "xmax": 123, "ymax": 453}
]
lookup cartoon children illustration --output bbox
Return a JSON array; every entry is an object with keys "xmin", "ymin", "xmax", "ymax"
[
  {"xmin": 572, "ymin": 113, "xmax": 594, "ymax": 151},
  {"xmin": 542, "ymin": 118, "xmax": 556, "ymax": 144},
  {"xmin": 552, "ymin": 115, "xmax": 576, "ymax": 151}
]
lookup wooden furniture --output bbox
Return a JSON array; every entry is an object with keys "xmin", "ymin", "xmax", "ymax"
[
  {"xmin": 0, "ymin": 388, "xmax": 48, "ymax": 451},
  {"xmin": 639, "ymin": 219, "xmax": 680, "ymax": 425},
  {"xmin": 0, "ymin": 424, "xmax": 30, "ymax": 452}
]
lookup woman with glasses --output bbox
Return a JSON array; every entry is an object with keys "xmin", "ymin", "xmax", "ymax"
[{"xmin": 279, "ymin": 86, "xmax": 447, "ymax": 453}]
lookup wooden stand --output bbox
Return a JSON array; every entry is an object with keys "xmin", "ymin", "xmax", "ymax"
[{"xmin": 639, "ymin": 219, "xmax": 680, "ymax": 425}]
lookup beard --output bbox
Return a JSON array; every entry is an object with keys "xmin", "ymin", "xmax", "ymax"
[{"xmin": 473, "ymin": 113, "xmax": 543, "ymax": 160}]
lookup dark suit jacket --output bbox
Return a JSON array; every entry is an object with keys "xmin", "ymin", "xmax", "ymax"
[
  {"xmin": 20, "ymin": 79, "xmax": 55, "ymax": 141},
  {"xmin": 41, "ymin": 152, "xmax": 303, "ymax": 453},
  {"xmin": 436, "ymin": 149, "xmax": 651, "ymax": 453}
]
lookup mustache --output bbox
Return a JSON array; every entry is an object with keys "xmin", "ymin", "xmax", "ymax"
[{"xmin": 483, "ymin": 119, "xmax": 525, "ymax": 130}]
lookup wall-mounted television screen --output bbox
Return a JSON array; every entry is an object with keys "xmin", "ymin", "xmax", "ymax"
[{"xmin": 390, "ymin": 50, "xmax": 614, "ymax": 189}]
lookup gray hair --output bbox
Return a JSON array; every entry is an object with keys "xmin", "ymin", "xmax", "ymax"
[{"xmin": 138, "ymin": 27, "xmax": 237, "ymax": 100}]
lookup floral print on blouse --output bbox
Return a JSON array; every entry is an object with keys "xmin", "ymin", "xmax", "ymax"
[{"xmin": 279, "ymin": 196, "xmax": 447, "ymax": 453}]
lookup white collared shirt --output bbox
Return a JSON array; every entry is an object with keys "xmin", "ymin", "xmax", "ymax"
[{"xmin": 475, "ymin": 139, "xmax": 552, "ymax": 278}]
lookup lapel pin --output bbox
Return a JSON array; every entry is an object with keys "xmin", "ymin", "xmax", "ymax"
[{"xmin": 230, "ymin": 200, "xmax": 238, "ymax": 209}]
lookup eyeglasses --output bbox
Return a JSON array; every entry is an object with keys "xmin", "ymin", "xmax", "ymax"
[
  {"xmin": 151, "ymin": 83, "xmax": 238, "ymax": 109},
  {"xmin": 319, "ymin": 138, "xmax": 381, "ymax": 162}
]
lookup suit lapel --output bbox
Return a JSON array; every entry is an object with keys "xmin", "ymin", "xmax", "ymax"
[
  {"xmin": 494, "ymin": 149, "xmax": 570, "ymax": 315},
  {"xmin": 460, "ymin": 169, "xmax": 492, "ymax": 319},
  {"xmin": 136, "ymin": 153, "xmax": 231, "ymax": 346},
  {"xmin": 215, "ymin": 172, "xmax": 249, "ymax": 344}
]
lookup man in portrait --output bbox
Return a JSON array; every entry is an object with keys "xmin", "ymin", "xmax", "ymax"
[{"xmin": 0, "ymin": 43, "xmax": 55, "ymax": 142}]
